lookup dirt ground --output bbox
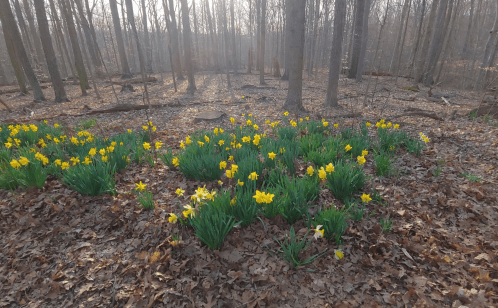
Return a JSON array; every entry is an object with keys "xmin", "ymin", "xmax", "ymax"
[{"xmin": 0, "ymin": 72, "xmax": 497, "ymax": 307}]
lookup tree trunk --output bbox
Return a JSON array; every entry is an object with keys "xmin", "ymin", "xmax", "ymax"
[
  {"xmin": 259, "ymin": 0, "xmax": 267, "ymax": 85},
  {"xmin": 222, "ymin": 0, "xmax": 233, "ymax": 92},
  {"xmin": 141, "ymin": 0, "xmax": 153, "ymax": 73},
  {"xmin": 281, "ymin": 0, "xmax": 291, "ymax": 80},
  {"xmin": 2, "ymin": 24, "xmax": 27, "ymax": 93},
  {"xmin": 461, "ymin": 0, "xmax": 475, "ymax": 59},
  {"xmin": 248, "ymin": 0, "xmax": 253, "ymax": 73},
  {"xmin": 22, "ymin": 0, "xmax": 47, "ymax": 74},
  {"xmin": 413, "ymin": 0, "xmax": 439, "ymax": 86},
  {"xmin": 325, "ymin": 0, "xmax": 347, "ymax": 107},
  {"xmin": 180, "ymin": 0, "xmax": 196, "ymax": 93},
  {"xmin": 308, "ymin": 0, "xmax": 320, "ymax": 75},
  {"xmin": 59, "ymin": 0, "xmax": 89, "ymax": 95},
  {"xmin": 283, "ymin": 0, "xmax": 306, "ymax": 111},
  {"xmin": 110, "ymin": 0, "xmax": 132, "ymax": 78},
  {"xmin": 475, "ymin": 1, "xmax": 498, "ymax": 90},
  {"xmin": 0, "ymin": 0, "xmax": 45, "ymax": 101},
  {"xmin": 33, "ymin": 0, "xmax": 68, "ymax": 103},
  {"xmin": 230, "ymin": 0, "xmax": 237, "ymax": 73},
  {"xmin": 348, "ymin": 0, "xmax": 365, "ymax": 79},
  {"xmin": 422, "ymin": 0, "xmax": 449, "ymax": 86},
  {"xmin": 74, "ymin": 0, "xmax": 102, "ymax": 77},
  {"xmin": 408, "ymin": 0, "xmax": 426, "ymax": 79},
  {"xmin": 0, "ymin": 60, "xmax": 8, "ymax": 85},
  {"xmin": 125, "ymin": 0, "xmax": 150, "ymax": 104},
  {"xmin": 13, "ymin": 0, "xmax": 39, "ymax": 71},
  {"xmin": 390, "ymin": 0, "xmax": 411, "ymax": 75},
  {"xmin": 256, "ymin": 0, "xmax": 261, "ymax": 71},
  {"xmin": 321, "ymin": 0, "xmax": 331, "ymax": 68},
  {"xmin": 166, "ymin": 0, "xmax": 184, "ymax": 79},
  {"xmin": 205, "ymin": 0, "xmax": 220, "ymax": 71},
  {"xmin": 192, "ymin": 0, "xmax": 200, "ymax": 70},
  {"xmin": 356, "ymin": 0, "xmax": 371, "ymax": 82}
]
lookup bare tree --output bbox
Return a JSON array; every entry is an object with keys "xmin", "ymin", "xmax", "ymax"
[
  {"xmin": 180, "ymin": 0, "xmax": 196, "ymax": 93},
  {"xmin": 59, "ymin": 0, "xmax": 89, "ymax": 95},
  {"xmin": 283, "ymin": 0, "xmax": 306, "ymax": 111},
  {"xmin": 141, "ymin": 0, "xmax": 153, "ymax": 73},
  {"xmin": 356, "ymin": 0, "xmax": 371, "ymax": 82},
  {"xmin": 423, "ymin": 0, "xmax": 449, "ymax": 86},
  {"xmin": 110, "ymin": 0, "xmax": 132, "ymax": 78},
  {"xmin": 474, "ymin": 0, "xmax": 498, "ymax": 90},
  {"xmin": 259, "ymin": 0, "xmax": 267, "ymax": 85},
  {"xmin": 33, "ymin": 0, "xmax": 68, "ymax": 103},
  {"xmin": 0, "ymin": 0, "xmax": 45, "ymax": 101},
  {"xmin": 325, "ymin": 0, "xmax": 347, "ymax": 107},
  {"xmin": 22, "ymin": 0, "xmax": 47, "ymax": 74},
  {"xmin": 348, "ymin": 0, "xmax": 365, "ymax": 79}
]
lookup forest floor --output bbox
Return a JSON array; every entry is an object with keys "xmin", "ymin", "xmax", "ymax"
[{"xmin": 0, "ymin": 71, "xmax": 497, "ymax": 308}]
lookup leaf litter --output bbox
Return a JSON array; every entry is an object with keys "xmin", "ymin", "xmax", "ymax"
[{"xmin": 0, "ymin": 72, "xmax": 497, "ymax": 307}]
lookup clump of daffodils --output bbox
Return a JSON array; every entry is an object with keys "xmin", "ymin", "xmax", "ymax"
[{"xmin": 419, "ymin": 132, "xmax": 430, "ymax": 143}]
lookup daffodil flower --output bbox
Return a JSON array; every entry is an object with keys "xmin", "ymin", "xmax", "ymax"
[
  {"xmin": 334, "ymin": 249, "xmax": 344, "ymax": 260},
  {"xmin": 313, "ymin": 225, "xmax": 324, "ymax": 240},
  {"xmin": 135, "ymin": 181, "xmax": 147, "ymax": 191},
  {"xmin": 175, "ymin": 188, "xmax": 185, "ymax": 196},
  {"xmin": 361, "ymin": 193, "xmax": 372, "ymax": 203}
]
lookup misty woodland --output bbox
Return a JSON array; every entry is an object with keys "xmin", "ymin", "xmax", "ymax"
[{"xmin": 0, "ymin": 0, "xmax": 497, "ymax": 307}]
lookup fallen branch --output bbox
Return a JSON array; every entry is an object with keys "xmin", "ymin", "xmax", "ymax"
[
  {"xmin": 441, "ymin": 97, "xmax": 451, "ymax": 106},
  {"xmin": 0, "ymin": 103, "xmax": 182, "ymax": 124},
  {"xmin": 0, "ymin": 97, "xmax": 12, "ymax": 113},
  {"xmin": 392, "ymin": 112, "xmax": 443, "ymax": 121},
  {"xmin": 111, "ymin": 77, "xmax": 157, "ymax": 85}
]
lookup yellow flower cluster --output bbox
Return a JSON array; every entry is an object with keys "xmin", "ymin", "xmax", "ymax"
[
  {"xmin": 419, "ymin": 132, "xmax": 430, "ymax": 143},
  {"xmin": 253, "ymin": 190, "xmax": 275, "ymax": 204}
]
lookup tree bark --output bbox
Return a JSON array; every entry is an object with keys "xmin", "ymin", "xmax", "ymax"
[
  {"xmin": 474, "ymin": 1, "xmax": 498, "ymax": 90},
  {"xmin": 0, "ymin": 0, "xmax": 45, "ymax": 101},
  {"xmin": 0, "ymin": 60, "xmax": 8, "ymax": 85},
  {"xmin": 422, "ymin": 0, "xmax": 449, "ymax": 86},
  {"xmin": 22, "ymin": 0, "xmax": 47, "ymax": 74},
  {"xmin": 59, "ymin": 0, "xmax": 89, "ymax": 95},
  {"xmin": 408, "ymin": 0, "xmax": 426, "ymax": 79},
  {"xmin": 33, "ymin": 0, "xmax": 68, "ymax": 103},
  {"xmin": 110, "ymin": 0, "xmax": 132, "ymax": 78},
  {"xmin": 180, "ymin": 0, "xmax": 196, "ymax": 93},
  {"xmin": 325, "ymin": 0, "xmax": 347, "ymax": 107},
  {"xmin": 413, "ymin": 0, "xmax": 439, "ymax": 86},
  {"xmin": 13, "ymin": 0, "xmax": 39, "ymax": 71},
  {"xmin": 141, "ymin": 0, "xmax": 153, "ymax": 73},
  {"xmin": 461, "ymin": 0, "xmax": 475, "ymax": 59},
  {"xmin": 308, "ymin": 0, "xmax": 320, "ymax": 75},
  {"xmin": 283, "ymin": 0, "xmax": 306, "ymax": 111},
  {"xmin": 74, "ymin": 0, "xmax": 102, "ymax": 77},
  {"xmin": 356, "ymin": 0, "xmax": 371, "ymax": 82},
  {"xmin": 348, "ymin": 0, "xmax": 365, "ymax": 79},
  {"xmin": 391, "ymin": 0, "xmax": 411, "ymax": 75},
  {"xmin": 2, "ymin": 25, "xmax": 27, "ymax": 93},
  {"xmin": 259, "ymin": 0, "xmax": 267, "ymax": 85},
  {"xmin": 205, "ymin": 0, "xmax": 220, "ymax": 71},
  {"xmin": 230, "ymin": 0, "xmax": 237, "ymax": 73},
  {"xmin": 165, "ymin": 0, "xmax": 184, "ymax": 79},
  {"xmin": 281, "ymin": 0, "xmax": 291, "ymax": 80}
]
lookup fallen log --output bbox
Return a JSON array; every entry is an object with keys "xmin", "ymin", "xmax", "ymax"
[
  {"xmin": 392, "ymin": 112, "xmax": 443, "ymax": 121},
  {"xmin": 111, "ymin": 77, "xmax": 157, "ymax": 85}
]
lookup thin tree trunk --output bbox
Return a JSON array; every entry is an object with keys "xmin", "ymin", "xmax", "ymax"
[
  {"xmin": 230, "ymin": 0, "xmax": 237, "ymax": 73},
  {"xmin": 475, "ymin": 1, "xmax": 498, "ymax": 90},
  {"xmin": 308, "ymin": 0, "xmax": 320, "ymax": 75},
  {"xmin": 259, "ymin": 0, "xmax": 267, "ymax": 85},
  {"xmin": 408, "ymin": 0, "xmax": 426, "ymax": 79},
  {"xmin": 205, "ymin": 0, "xmax": 219, "ymax": 71},
  {"xmin": 222, "ymin": 0, "xmax": 234, "ymax": 93},
  {"xmin": 110, "ymin": 0, "xmax": 132, "ymax": 78},
  {"xmin": 348, "ymin": 0, "xmax": 365, "ymax": 79},
  {"xmin": 180, "ymin": 0, "xmax": 196, "ymax": 93},
  {"xmin": 283, "ymin": 0, "xmax": 306, "ymax": 111},
  {"xmin": 390, "ymin": 0, "xmax": 410, "ymax": 75},
  {"xmin": 141, "ymin": 0, "xmax": 153, "ymax": 73},
  {"xmin": 0, "ymin": 60, "xmax": 8, "ymax": 85},
  {"xmin": 166, "ymin": 0, "xmax": 184, "ymax": 79},
  {"xmin": 75, "ymin": 0, "xmax": 102, "ymax": 77},
  {"xmin": 461, "ymin": 0, "xmax": 475, "ymax": 59},
  {"xmin": 59, "ymin": 0, "xmax": 89, "ymax": 95},
  {"xmin": 13, "ymin": 0, "xmax": 39, "ymax": 71},
  {"xmin": 281, "ymin": 0, "xmax": 291, "ymax": 80},
  {"xmin": 0, "ymin": 0, "xmax": 45, "ymax": 101},
  {"xmin": 33, "ymin": 0, "xmax": 68, "ymax": 103},
  {"xmin": 256, "ymin": 0, "xmax": 261, "ymax": 71},
  {"xmin": 192, "ymin": 0, "xmax": 200, "ymax": 70},
  {"xmin": 1, "ymin": 22, "xmax": 27, "ymax": 93},
  {"xmin": 394, "ymin": 0, "xmax": 412, "ymax": 81},
  {"xmin": 325, "ymin": 0, "xmax": 347, "ymax": 107},
  {"xmin": 356, "ymin": 0, "xmax": 371, "ymax": 82},
  {"xmin": 22, "ymin": 0, "xmax": 47, "ymax": 74},
  {"xmin": 413, "ymin": 0, "xmax": 439, "ymax": 86}
]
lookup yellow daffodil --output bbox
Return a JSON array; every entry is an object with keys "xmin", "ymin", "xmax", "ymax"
[
  {"xmin": 185, "ymin": 136, "xmax": 191, "ymax": 144},
  {"xmin": 143, "ymin": 125, "xmax": 148, "ymax": 131},
  {"xmin": 230, "ymin": 117, "xmax": 235, "ymax": 124},
  {"xmin": 4, "ymin": 142, "xmax": 12, "ymax": 148},
  {"xmin": 198, "ymin": 141, "xmax": 204, "ymax": 147},
  {"xmin": 334, "ymin": 124, "xmax": 338, "ymax": 128},
  {"xmin": 357, "ymin": 156, "xmax": 366, "ymax": 165},
  {"xmin": 218, "ymin": 140, "xmax": 225, "ymax": 146},
  {"xmin": 326, "ymin": 163, "xmax": 335, "ymax": 173},
  {"xmin": 376, "ymin": 122, "xmax": 381, "ymax": 128},
  {"xmin": 237, "ymin": 179, "xmax": 244, "ymax": 186},
  {"xmin": 284, "ymin": 111, "xmax": 289, "ymax": 116},
  {"xmin": 242, "ymin": 136, "xmax": 251, "ymax": 143},
  {"xmin": 70, "ymin": 157, "xmax": 80, "ymax": 165},
  {"xmin": 231, "ymin": 164, "xmax": 238, "ymax": 173},
  {"xmin": 253, "ymin": 124, "xmax": 259, "ymax": 130},
  {"xmin": 101, "ymin": 156, "xmax": 108, "ymax": 162},
  {"xmin": 182, "ymin": 204, "xmax": 195, "ymax": 218},
  {"xmin": 155, "ymin": 141, "xmax": 163, "ymax": 149},
  {"xmin": 143, "ymin": 142, "xmax": 151, "ymax": 150},
  {"xmin": 219, "ymin": 161, "xmax": 227, "ymax": 169},
  {"xmin": 175, "ymin": 188, "xmax": 185, "ymax": 196},
  {"xmin": 54, "ymin": 159, "xmax": 62, "ymax": 166},
  {"xmin": 99, "ymin": 149, "xmax": 106, "ymax": 155},
  {"xmin": 106, "ymin": 146, "xmax": 114, "ymax": 153},
  {"xmin": 19, "ymin": 156, "xmax": 29, "ymax": 166},
  {"xmin": 361, "ymin": 193, "xmax": 372, "ymax": 203},
  {"xmin": 135, "ymin": 181, "xmax": 147, "ymax": 191},
  {"xmin": 268, "ymin": 152, "xmax": 276, "ymax": 160},
  {"xmin": 345, "ymin": 144, "xmax": 352, "ymax": 152},
  {"xmin": 204, "ymin": 135, "xmax": 210, "ymax": 143},
  {"xmin": 290, "ymin": 120, "xmax": 297, "ymax": 127},
  {"xmin": 228, "ymin": 155, "xmax": 234, "ymax": 161},
  {"xmin": 265, "ymin": 120, "xmax": 270, "ymax": 124},
  {"xmin": 313, "ymin": 225, "xmax": 324, "ymax": 239},
  {"xmin": 168, "ymin": 213, "xmax": 178, "ymax": 223},
  {"xmin": 362, "ymin": 150, "xmax": 368, "ymax": 156},
  {"xmin": 61, "ymin": 162, "xmax": 70, "ymax": 170},
  {"xmin": 83, "ymin": 157, "xmax": 92, "ymax": 165},
  {"xmin": 323, "ymin": 121, "xmax": 329, "ymax": 127},
  {"xmin": 318, "ymin": 167, "xmax": 327, "ymax": 180},
  {"xmin": 307, "ymin": 165, "xmax": 314, "ymax": 176},
  {"xmin": 334, "ymin": 249, "xmax": 344, "ymax": 260},
  {"xmin": 214, "ymin": 128, "xmax": 219, "ymax": 135},
  {"xmin": 127, "ymin": 129, "xmax": 132, "ymax": 134},
  {"xmin": 226, "ymin": 170, "xmax": 233, "ymax": 178},
  {"xmin": 393, "ymin": 124, "xmax": 400, "ymax": 129},
  {"xmin": 54, "ymin": 123, "xmax": 59, "ymax": 128},
  {"xmin": 246, "ymin": 119, "xmax": 252, "ymax": 126},
  {"xmin": 172, "ymin": 157, "xmax": 179, "ymax": 167},
  {"xmin": 180, "ymin": 142, "xmax": 185, "ymax": 149},
  {"xmin": 53, "ymin": 137, "xmax": 60, "ymax": 144},
  {"xmin": 10, "ymin": 160, "xmax": 21, "ymax": 169},
  {"xmin": 248, "ymin": 172, "xmax": 258, "ymax": 181},
  {"xmin": 387, "ymin": 122, "xmax": 392, "ymax": 128},
  {"xmin": 152, "ymin": 126, "xmax": 157, "ymax": 132},
  {"xmin": 366, "ymin": 122, "xmax": 371, "ymax": 127}
]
